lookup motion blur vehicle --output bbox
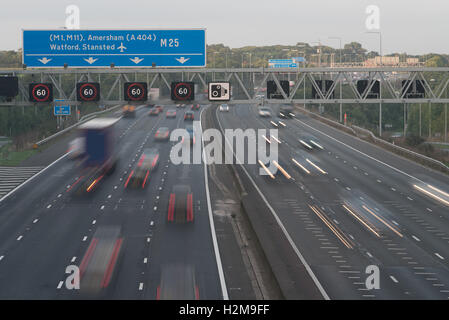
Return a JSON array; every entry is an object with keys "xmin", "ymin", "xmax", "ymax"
[
  {"xmin": 191, "ymin": 104, "xmax": 200, "ymax": 110},
  {"xmin": 122, "ymin": 105, "xmax": 136, "ymax": 118},
  {"xmin": 67, "ymin": 137, "xmax": 85, "ymax": 160},
  {"xmin": 157, "ymin": 264, "xmax": 199, "ymax": 300},
  {"xmin": 259, "ymin": 159, "xmax": 291, "ymax": 180},
  {"xmin": 79, "ymin": 226, "xmax": 123, "ymax": 298},
  {"xmin": 125, "ymin": 148, "xmax": 160, "ymax": 189},
  {"xmin": 299, "ymin": 135, "xmax": 324, "ymax": 150},
  {"xmin": 167, "ymin": 185, "xmax": 194, "ymax": 223},
  {"xmin": 148, "ymin": 108, "xmax": 160, "ymax": 116},
  {"xmin": 219, "ymin": 104, "xmax": 229, "ymax": 112},
  {"xmin": 166, "ymin": 109, "xmax": 177, "ymax": 118},
  {"xmin": 279, "ymin": 105, "xmax": 294, "ymax": 118},
  {"xmin": 155, "ymin": 105, "xmax": 163, "ymax": 113},
  {"xmin": 185, "ymin": 124, "xmax": 195, "ymax": 146},
  {"xmin": 72, "ymin": 118, "xmax": 119, "ymax": 194},
  {"xmin": 258, "ymin": 107, "xmax": 272, "ymax": 117},
  {"xmin": 155, "ymin": 127, "xmax": 170, "ymax": 141},
  {"xmin": 184, "ymin": 111, "xmax": 194, "ymax": 121}
]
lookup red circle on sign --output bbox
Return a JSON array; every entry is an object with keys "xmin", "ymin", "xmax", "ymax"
[
  {"xmin": 127, "ymin": 83, "xmax": 145, "ymax": 101},
  {"xmin": 174, "ymin": 83, "xmax": 192, "ymax": 100},
  {"xmin": 79, "ymin": 83, "xmax": 98, "ymax": 101},
  {"xmin": 32, "ymin": 84, "xmax": 50, "ymax": 102}
]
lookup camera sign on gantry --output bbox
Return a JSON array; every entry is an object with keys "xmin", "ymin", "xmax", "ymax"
[{"xmin": 208, "ymin": 82, "xmax": 230, "ymax": 101}]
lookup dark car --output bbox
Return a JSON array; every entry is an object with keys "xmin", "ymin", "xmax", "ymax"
[
  {"xmin": 149, "ymin": 108, "xmax": 159, "ymax": 116},
  {"xmin": 166, "ymin": 110, "xmax": 177, "ymax": 118},
  {"xmin": 155, "ymin": 127, "xmax": 170, "ymax": 141},
  {"xmin": 184, "ymin": 111, "xmax": 194, "ymax": 121},
  {"xmin": 167, "ymin": 185, "xmax": 193, "ymax": 223},
  {"xmin": 279, "ymin": 105, "xmax": 294, "ymax": 118},
  {"xmin": 125, "ymin": 148, "xmax": 160, "ymax": 189}
]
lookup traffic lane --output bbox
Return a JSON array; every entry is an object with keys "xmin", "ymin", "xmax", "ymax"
[
  {"xmin": 293, "ymin": 112, "xmax": 449, "ymax": 196},
  {"xmin": 256, "ymin": 111, "xmax": 449, "ymax": 298},
  {"xmin": 0, "ymin": 107, "xmax": 161, "ymax": 298},
  {"xmin": 216, "ymin": 106, "xmax": 382, "ymax": 299},
  {"xmin": 218, "ymin": 105, "xmax": 446, "ymax": 299},
  {"xmin": 282, "ymin": 115, "xmax": 449, "ymax": 265}
]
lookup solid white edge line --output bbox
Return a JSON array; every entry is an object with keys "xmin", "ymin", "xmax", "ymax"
[
  {"xmin": 216, "ymin": 107, "xmax": 330, "ymax": 300},
  {"xmin": 0, "ymin": 153, "xmax": 68, "ymax": 203},
  {"xmin": 201, "ymin": 106, "xmax": 229, "ymax": 300}
]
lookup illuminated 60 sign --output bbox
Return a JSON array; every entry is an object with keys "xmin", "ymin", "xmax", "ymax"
[
  {"xmin": 124, "ymin": 82, "xmax": 148, "ymax": 101},
  {"xmin": 77, "ymin": 82, "xmax": 100, "ymax": 101},
  {"xmin": 171, "ymin": 82, "xmax": 195, "ymax": 101},
  {"xmin": 29, "ymin": 83, "xmax": 53, "ymax": 102}
]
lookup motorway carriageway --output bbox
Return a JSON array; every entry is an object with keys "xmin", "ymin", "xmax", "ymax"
[
  {"xmin": 216, "ymin": 103, "xmax": 449, "ymax": 299},
  {"xmin": 0, "ymin": 105, "xmax": 225, "ymax": 299}
]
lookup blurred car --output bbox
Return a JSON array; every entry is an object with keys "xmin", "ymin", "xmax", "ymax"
[
  {"xmin": 79, "ymin": 226, "xmax": 123, "ymax": 297},
  {"xmin": 125, "ymin": 148, "xmax": 160, "ymax": 188},
  {"xmin": 155, "ymin": 105, "xmax": 163, "ymax": 113},
  {"xmin": 167, "ymin": 185, "xmax": 194, "ymax": 223},
  {"xmin": 191, "ymin": 104, "xmax": 200, "ymax": 111},
  {"xmin": 149, "ymin": 108, "xmax": 160, "ymax": 116},
  {"xmin": 157, "ymin": 264, "xmax": 198, "ymax": 300},
  {"xmin": 166, "ymin": 110, "xmax": 177, "ymax": 118},
  {"xmin": 258, "ymin": 107, "xmax": 272, "ymax": 117},
  {"xmin": 155, "ymin": 127, "xmax": 170, "ymax": 141},
  {"xmin": 185, "ymin": 125, "xmax": 195, "ymax": 145},
  {"xmin": 184, "ymin": 111, "xmax": 194, "ymax": 121},
  {"xmin": 299, "ymin": 135, "xmax": 324, "ymax": 150},
  {"xmin": 122, "ymin": 105, "xmax": 136, "ymax": 118},
  {"xmin": 279, "ymin": 105, "xmax": 294, "ymax": 118},
  {"xmin": 219, "ymin": 104, "xmax": 229, "ymax": 112}
]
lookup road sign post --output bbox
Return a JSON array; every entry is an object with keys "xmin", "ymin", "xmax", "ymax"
[{"xmin": 23, "ymin": 29, "xmax": 206, "ymax": 68}]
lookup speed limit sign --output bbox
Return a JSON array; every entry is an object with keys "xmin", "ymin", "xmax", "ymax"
[
  {"xmin": 76, "ymin": 82, "xmax": 100, "ymax": 101},
  {"xmin": 124, "ymin": 82, "xmax": 148, "ymax": 101},
  {"xmin": 171, "ymin": 82, "xmax": 195, "ymax": 101},
  {"xmin": 29, "ymin": 83, "xmax": 53, "ymax": 102}
]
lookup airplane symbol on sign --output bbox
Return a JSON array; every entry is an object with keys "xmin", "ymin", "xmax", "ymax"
[{"xmin": 118, "ymin": 43, "xmax": 127, "ymax": 53}]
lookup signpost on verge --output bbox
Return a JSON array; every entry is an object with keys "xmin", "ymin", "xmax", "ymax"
[{"xmin": 23, "ymin": 29, "xmax": 206, "ymax": 68}]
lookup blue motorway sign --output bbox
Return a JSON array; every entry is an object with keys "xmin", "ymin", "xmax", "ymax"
[
  {"xmin": 268, "ymin": 59, "xmax": 298, "ymax": 68},
  {"xmin": 23, "ymin": 29, "xmax": 206, "ymax": 68},
  {"xmin": 54, "ymin": 104, "xmax": 70, "ymax": 116}
]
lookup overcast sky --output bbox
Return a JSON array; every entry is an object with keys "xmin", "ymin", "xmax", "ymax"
[{"xmin": 1, "ymin": 0, "xmax": 448, "ymax": 55}]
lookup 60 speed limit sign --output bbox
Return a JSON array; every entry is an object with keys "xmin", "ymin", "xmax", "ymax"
[
  {"xmin": 29, "ymin": 83, "xmax": 53, "ymax": 102},
  {"xmin": 77, "ymin": 82, "xmax": 100, "ymax": 102},
  {"xmin": 124, "ymin": 82, "xmax": 148, "ymax": 101},
  {"xmin": 171, "ymin": 82, "xmax": 195, "ymax": 101}
]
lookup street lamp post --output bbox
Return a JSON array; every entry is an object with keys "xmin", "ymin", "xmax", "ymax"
[{"xmin": 329, "ymin": 37, "xmax": 343, "ymax": 123}]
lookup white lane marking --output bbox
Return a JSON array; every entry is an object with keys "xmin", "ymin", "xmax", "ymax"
[
  {"xmin": 57, "ymin": 281, "xmax": 64, "ymax": 289},
  {"xmin": 108, "ymin": 195, "xmax": 112, "ymax": 199},
  {"xmin": 427, "ymin": 208, "xmax": 433, "ymax": 212},
  {"xmin": 71, "ymin": 256, "xmax": 77, "ymax": 263},
  {"xmin": 82, "ymin": 236, "xmax": 87, "ymax": 242},
  {"xmin": 92, "ymin": 220, "xmax": 96, "ymax": 225},
  {"xmin": 47, "ymin": 204, "xmax": 52, "ymax": 209},
  {"xmin": 435, "ymin": 253, "xmax": 445, "ymax": 260},
  {"xmin": 203, "ymin": 107, "xmax": 229, "ymax": 300},
  {"xmin": 33, "ymin": 219, "xmax": 39, "ymax": 224},
  {"xmin": 366, "ymin": 252, "xmax": 373, "ymax": 258},
  {"xmin": 100, "ymin": 205, "xmax": 105, "ymax": 210},
  {"xmin": 139, "ymin": 283, "xmax": 144, "ymax": 291},
  {"xmin": 217, "ymin": 107, "xmax": 329, "ymax": 301},
  {"xmin": 17, "ymin": 235, "xmax": 23, "ymax": 241},
  {"xmin": 390, "ymin": 276, "xmax": 399, "ymax": 283},
  {"xmin": 58, "ymin": 194, "xmax": 62, "ymax": 198},
  {"xmin": 412, "ymin": 235, "xmax": 421, "ymax": 242},
  {"xmin": 150, "ymin": 221, "xmax": 154, "ymax": 226},
  {"xmin": 377, "ymin": 179, "xmax": 382, "ymax": 183},
  {"xmin": 407, "ymin": 196, "xmax": 413, "ymax": 201},
  {"xmin": 147, "ymin": 237, "xmax": 151, "ymax": 243},
  {"xmin": 0, "ymin": 255, "xmax": 4, "ymax": 261},
  {"xmin": 143, "ymin": 258, "xmax": 148, "ymax": 264},
  {"xmin": 346, "ymin": 187, "xmax": 351, "ymax": 191},
  {"xmin": 391, "ymin": 187, "xmax": 396, "ymax": 191}
]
